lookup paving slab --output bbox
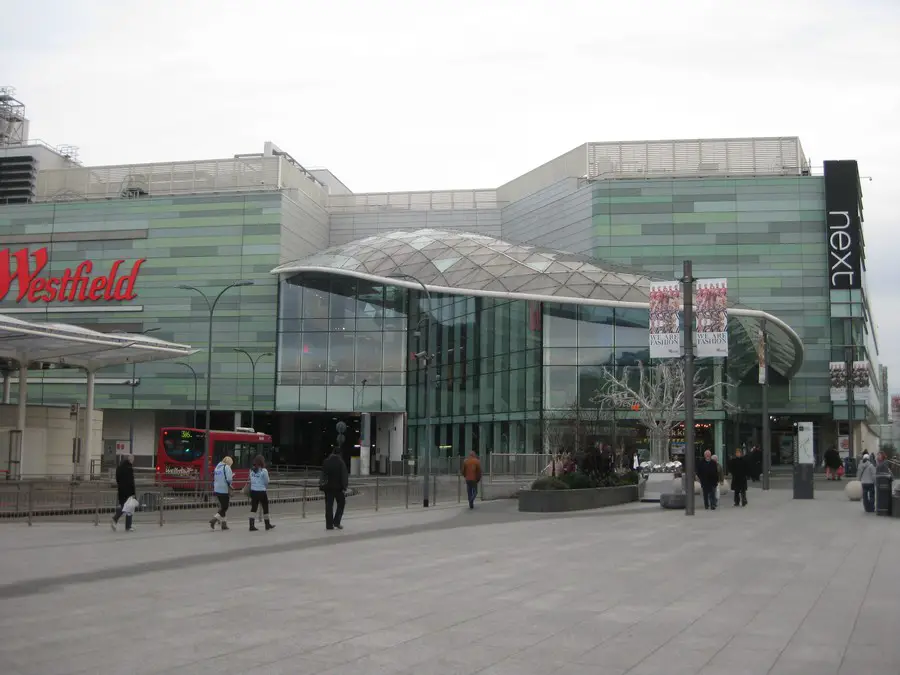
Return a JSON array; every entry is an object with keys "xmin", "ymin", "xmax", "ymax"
[{"xmin": 0, "ymin": 486, "xmax": 898, "ymax": 674}]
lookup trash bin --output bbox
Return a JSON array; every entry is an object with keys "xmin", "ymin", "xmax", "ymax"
[
  {"xmin": 892, "ymin": 493, "xmax": 900, "ymax": 519},
  {"xmin": 875, "ymin": 475, "xmax": 892, "ymax": 517},
  {"xmin": 844, "ymin": 456, "xmax": 857, "ymax": 477}
]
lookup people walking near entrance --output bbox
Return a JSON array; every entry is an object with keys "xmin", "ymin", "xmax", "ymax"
[
  {"xmin": 209, "ymin": 456, "xmax": 234, "ymax": 530},
  {"xmin": 697, "ymin": 450, "xmax": 719, "ymax": 510},
  {"xmin": 729, "ymin": 449, "xmax": 749, "ymax": 507},
  {"xmin": 461, "ymin": 450, "xmax": 482, "ymax": 509},
  {"xmin": 111, "ymin": 454, "xmax": 136, "ymax": 532},
  {"xmin": 824, "ymin": 446, "xmax": 842, "ymax": 480},
  {"xmin": 857, "ymin": 453, "xmax": 876, "ymax": 513},
  {"xmin": 321, "ymin": 447, "xmax": 348, "ymax": 531},
  {"xmin": 248, "ymin": 454, "xmax": 274, "ymax": 531}
]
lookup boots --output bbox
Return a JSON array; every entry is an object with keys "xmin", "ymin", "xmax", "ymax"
[
  {"xmin": 220, "ymin": 519, "xmax": 229, "ymax": 531},
  {"xmin": 249, "ymin": 517, "xmax": 259, "ymax": 532},
  {"xmin": 264, "ymin": 517, "xmax": 275, "ymax": 531}
]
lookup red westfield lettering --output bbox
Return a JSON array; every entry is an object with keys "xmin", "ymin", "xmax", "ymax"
[{"xmin": 0, "ymin": 247, "xmax": 146, "ymax": 304}]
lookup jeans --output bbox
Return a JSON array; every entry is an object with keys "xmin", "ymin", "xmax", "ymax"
[
  {"xmin": 702, "ymin": 486, "xmax": 718, "ymax": 509},
  {"xmin": 215, "ymin": 493, "xmax": 230, "ymax": 518},
  {"xmin": 325, "ymin": 490, "xmax": 346, "ymax": 529},
  {"xmin": 862, "ymin": 483, "xmax": 875, "ymax": 513},
  {"xmin": 249, "ymin": 490, "xmax": 269, "ymax": 515},
  {"xmin": 466, "ymin": 480, "xmax": 478, "ymax": 507}
]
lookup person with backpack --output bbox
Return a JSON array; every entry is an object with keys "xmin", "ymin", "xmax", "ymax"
[
  {"xmin": 110, "ymin": 454, "xmax": 137, "ymax": 532},
  {"xmin": 248, "ymin": 454, "xmax": 274, "ymax": 531},
  {"xmin": 209, "ymin": 456, "xmax": 234, "ymax": 531}
]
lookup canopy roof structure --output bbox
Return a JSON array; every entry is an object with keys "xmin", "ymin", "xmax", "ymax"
[
  {"xmin": 0, "ymin": 314, "xmax": 195, "ymax": 370},
  {"xmin": 272, "ymin": 229, "xmax": 805, "ymax": 379}
]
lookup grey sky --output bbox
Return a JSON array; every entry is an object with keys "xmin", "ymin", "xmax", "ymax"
[{"xmin": 3, "ymin": 0, "xmax": 899, "ymax": 388}]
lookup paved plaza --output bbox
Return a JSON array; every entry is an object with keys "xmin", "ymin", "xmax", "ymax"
[{"xmin": 0, "ymin": 486, "xmax": 898, "ymax": 675}]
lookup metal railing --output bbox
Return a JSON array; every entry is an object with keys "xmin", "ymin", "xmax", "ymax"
[
  {"xmin": 0, "ymin": 474, "xmax": 523, "ymax": 526},
  {"xmin": 488, "ymin": 453, "xmax": 553, "ymax": 481}
]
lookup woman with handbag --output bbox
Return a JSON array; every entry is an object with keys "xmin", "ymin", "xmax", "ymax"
[
  {"xmin": 209, "ymin": 456, "xmax": 234, "ymax": 530},
  {"xmin": 111, "ymin": 454, "xmax": 137, "ymax": 532},
  {"xmin": 246, "ymin": 454, "xmax": 274, "ymax": 531}
]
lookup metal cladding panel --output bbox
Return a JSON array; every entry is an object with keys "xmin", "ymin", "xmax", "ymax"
[{"xmin": 0, "ymin": 193, "xmax": 283, "ymax": 412}]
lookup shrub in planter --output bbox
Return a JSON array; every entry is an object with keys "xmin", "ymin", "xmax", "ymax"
[
  {"xmin": 617, "ymin": 470, "xmax": 640, "ymax": 486},
  {"xmin": 530, "ymin": 476, "xmax": 569, "ymax": 491},
  {"xmin": 559, "ymin": 471, "xmax": 594, "ymax": 490}
]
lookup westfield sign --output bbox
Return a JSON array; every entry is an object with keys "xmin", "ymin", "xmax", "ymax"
[{"xmin": 0, "ymin": 247, "xmax": 146, "ymax": 304}]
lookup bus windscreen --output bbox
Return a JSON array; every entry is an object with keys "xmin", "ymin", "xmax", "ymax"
[{"xmin": 162, "ymin": 429, "xmax": 206, "ymax": 463}]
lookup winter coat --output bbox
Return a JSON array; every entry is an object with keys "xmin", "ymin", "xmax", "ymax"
[
  {"xmin": 857, "ymin": 460, "xmax": 876, "ymax": 484},
  {"xmin": 213, "ymin": 461, "xmax": 233, "ymax": 495},
  {"xmin": 322, "ymin": 453, "xmax": 349, "ymax": 492},
  {"xmin": 824, "ymin": 448, "xmax": 842, "ymax": 470},
  {"xmin": 115, "ymin": 461, "xmax": 136, "ymax": 503},
  {"xmin": 697, "ymin": 460, "xmax": 719, "ymax": 489},
  {"xmin": 728, "ymin": 456, "xmax": 748, "ymax": 492},
  {"xmin": 249, "ymin": 467, "xmax": 270, "ymax": 492}
]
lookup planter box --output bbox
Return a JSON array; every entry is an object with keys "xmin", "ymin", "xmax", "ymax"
[{"xmin": 518, "ymin": 485, "xmax": 639, "ymax": 513}]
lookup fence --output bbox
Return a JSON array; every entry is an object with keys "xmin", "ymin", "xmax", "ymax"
[{"xmin": 0, "ymin": 474, "xmax": 525, "ymax": 526}]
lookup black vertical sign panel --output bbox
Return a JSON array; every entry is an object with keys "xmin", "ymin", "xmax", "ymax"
[{"xmin": 823, "ymin": 160, "xmax": 862, "ymax": 291}]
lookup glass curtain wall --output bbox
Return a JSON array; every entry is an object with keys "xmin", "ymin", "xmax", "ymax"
[
  {"xmin": 277, "ymin": 275, "xmax": 408, "ymax": 411},
  {"xmin": 406, "ymin": 293, "xmax": 543, "ymax": 470}
]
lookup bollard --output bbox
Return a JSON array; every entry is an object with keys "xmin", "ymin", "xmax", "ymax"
[
  {"xmin": 301, "ymin": 481, "xmax": 307, "ymax": 519},
  {"xmin": 159, "ymin": 491, "xmax": 164, "ymax": 527},
  {"xmin": 27, "ymin": 482, "xmax": 33, "ymax": 526},
  {"xmin": 375, "ymin": 474, "xmax": 379, "ymax": 512},
  {"xmin": 405, "ymin": 473, "xmax": 410, "ymax": 509},
  {"xmin": 94, "ymin": 492, "xmax": 100, "ymax": 526}
]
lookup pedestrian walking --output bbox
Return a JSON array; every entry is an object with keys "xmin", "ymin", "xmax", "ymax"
[
  {"xmin": 857, "ymin": 453, "xmax": 876, "ymax": 513},
  {"xmin": 320, "ymin": 447, "xmax": 348, "ymax": 531},
  {"xmin": 461, "ymin": 450, "xmax": 482, "ymax": 509},
  {"xmin": 248, "ymin": 454, "xmax": 274, "ymax": 531},
  {"xmin": 729, "ymin": 448, "xmax": 749, "ymax": 507},
  {"xmin": 209, "ymin": 456, "xmax": 234, "ymax": 531},
  {"xmin": 824, "ymin": 446, "xmax": 842, "ymax": 480},
  {"xmin": 110, "ymin": 454, "xmax": 137, "ymax": 532},
  {"xmin": 697, "ymin": 450, "xmax": 719, "ymax": 510},
  {"xmin": 712, "ymin": 454, "xmax": 725, "ymax": 503}
]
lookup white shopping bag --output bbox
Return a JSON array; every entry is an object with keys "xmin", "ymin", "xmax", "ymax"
[
  {"xmin": 122, "ymin": 496, "xmax": 139, "ymax": 515},
  {"xmin": 714, "ymin": 486, "xmax": 720, "ymax": 501}
]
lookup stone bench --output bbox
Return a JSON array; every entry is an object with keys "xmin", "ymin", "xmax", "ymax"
[{"xmin": 660, "ymin": 493, "xmax": 686, "ymax": 509}]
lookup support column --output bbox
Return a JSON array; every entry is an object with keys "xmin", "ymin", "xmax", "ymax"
[
  {"xmin": 83, "ymin": 370, "xmax": 95, "ymax": 479},
  {"xmin": 359, "ymin": 412, "xmax": 371, "ymax": 476},
  {"xmin": 2, "ymin": 370, "xmax": 10, "ymax": 404},
  {"xmin": 16, "ymin": 361, "xmax": 27, "ymax": 476},
  {"xmin": 714, "ymin": 420, "xmax": 725, "ymax": 471},
  {"xmin": 233, "ymin": 411, "xmax": 242, "ymax": 429}
]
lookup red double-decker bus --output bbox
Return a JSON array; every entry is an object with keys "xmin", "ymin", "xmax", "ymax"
[{"xmin": 156, "ymin": 427, "xmax": 273, "ymax": 490}]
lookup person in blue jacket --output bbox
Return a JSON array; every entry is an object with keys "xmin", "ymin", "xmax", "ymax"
[
  {"xmin": 209, "ymin": 456, "xmax": 234, "ymax": 531},
  {"xmin": 248, "ymin": 454, "xmax": 274, "ymax": 532}
]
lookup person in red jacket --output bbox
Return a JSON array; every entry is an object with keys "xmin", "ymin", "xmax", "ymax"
[{"xmin": 461, "ymin": 451, "xmax": 482, "ymax": 509}]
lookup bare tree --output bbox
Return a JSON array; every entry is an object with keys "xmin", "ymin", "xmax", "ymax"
[{"xmin": 588, "ymin": 360, "xmax": 726, "ymax": 465}]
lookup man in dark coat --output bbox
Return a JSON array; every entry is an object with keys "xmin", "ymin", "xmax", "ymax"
[
  {"xmin": 729, "ymin": 448, "xmax": 749, "ymax": 507},
  {"xmin": 111, "ymin": 454, "xmax": 137, "ymax": 532},
  {"xmin": 696, "ymin": 450, "xmax": 719, "ymax": 510},
  {"xmin": 321, "ymin": 447, "xmax": 349, "ymax": 531}
]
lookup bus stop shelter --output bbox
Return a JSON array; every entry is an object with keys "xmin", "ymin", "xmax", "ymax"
[{"xmin": 0, "ymin": 314, "xmax": 196, "ymax": 478}]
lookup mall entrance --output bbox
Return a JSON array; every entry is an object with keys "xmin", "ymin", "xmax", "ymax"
[{"xmin": 271, "ymin": 411, "xmax": 405, "ymax": 473}]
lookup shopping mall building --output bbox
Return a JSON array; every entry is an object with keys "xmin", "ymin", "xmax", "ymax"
[{"xmin": 0, "ymin": 109, "xmax": 889, "ymax": 472}]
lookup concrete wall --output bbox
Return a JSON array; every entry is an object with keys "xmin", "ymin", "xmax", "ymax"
[{"xmin": 0, "ymin": 404, "xmax": 102, "ymax": 477}]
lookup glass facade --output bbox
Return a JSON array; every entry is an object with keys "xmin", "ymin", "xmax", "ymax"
[{"xmin": 277, "ymin": 274, "xmax": 408, "ymax": 413}]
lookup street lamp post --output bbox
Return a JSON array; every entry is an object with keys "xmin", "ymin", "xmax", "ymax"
[
  {"xmin": 389, "ymin": 273, "xmax": 433, "ymax": 508},
  {"xmin": 129, "ymin": 327, "xmax": 160, "ymax": 458},
  {"xmin": 233, "ymin": 348, "xmax": 273, "ymax": 429},
  {"xmin": 178, "ymin": 281, "xmax": 254, "ymax": 485},
  {"xmin": 174, "ymin": 362, "xmax": 200, "ymax": 428}
]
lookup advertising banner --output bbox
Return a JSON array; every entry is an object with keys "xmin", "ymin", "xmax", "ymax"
[
  {"xmin": 829, "ymin": 362, "xmax": 848, "ymax": 402},
  {"xmin": 892, "ymin": 395, "xmax": 900, "ymax": 417},
  {"xmin": 851, "ymin": 361, "xmax": 871, "ymax": 403},
  {"xmin": 648, "ymin": 281, "xmax": 681, "ymax": 358},
  {"xmin": 797, "ymin": 422, "xmax": 814, "ymax": 465},
  {"xmin": 823, "ymin": 160, "xmax": 862, "ymax": 291},
  {"xmin": 695, "ymin": 278, "xmax": 728, "ymax": 358}
]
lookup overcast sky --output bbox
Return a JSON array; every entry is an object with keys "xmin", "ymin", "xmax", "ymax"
[{"xmin": 3, "ymin": 0, "xmax": 899, "ymax": 389}]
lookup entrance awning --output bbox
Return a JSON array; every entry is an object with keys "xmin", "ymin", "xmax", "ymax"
[{"xmin": 0, "ymin": 314, "xmax": 195, "ymax": 368}]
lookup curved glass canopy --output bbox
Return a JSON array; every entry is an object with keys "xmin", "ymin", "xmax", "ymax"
[{"xmin": 272, "ymin": 229, "xmax": 804, "ymax": 378}]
